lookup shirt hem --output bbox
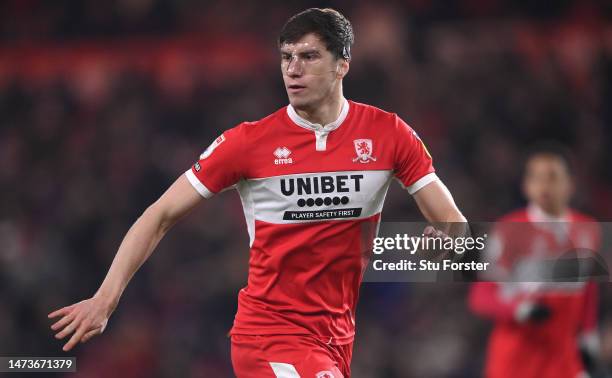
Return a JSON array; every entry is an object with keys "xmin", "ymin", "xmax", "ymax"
[{"xmin": 229, "ymin": 326, "xmax": 355, "ymax": 345}]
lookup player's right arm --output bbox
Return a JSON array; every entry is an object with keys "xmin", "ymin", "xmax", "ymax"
[{"xmin": 48, "ymin": 173, "xmax": 204, "ymax": 352}]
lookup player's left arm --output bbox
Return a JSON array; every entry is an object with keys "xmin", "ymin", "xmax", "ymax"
[
  {"xmin": 579, "ymin": 282, "xmax": 602, "ymax": 374},
  {"xmin": 391, "ymin": 114, "xmax": 466, "ymax": 226},
  {"xmin": 578, "ymin": 221, "xmax": 602, "ymax": 360},
  {"xmin": 412, "ymin": 180, "xmax": 466, "ymax": 223}
]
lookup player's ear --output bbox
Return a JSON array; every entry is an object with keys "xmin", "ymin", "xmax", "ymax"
[{"xmin": 336, "ymin": 59, "xmax": 349, "ymax": 79}]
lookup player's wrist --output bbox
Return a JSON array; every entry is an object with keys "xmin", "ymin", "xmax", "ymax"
[{"xmin": 93, "ymin": 291, "xmax": 119, "ymax": 316}]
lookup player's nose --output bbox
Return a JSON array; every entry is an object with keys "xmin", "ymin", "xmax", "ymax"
[{"xmin": 286, "ymin": 57, "xmax": 304, "ymax": 77}]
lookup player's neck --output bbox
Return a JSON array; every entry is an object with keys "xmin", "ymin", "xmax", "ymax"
[{"xmin": 294, "ymin": 92, "xmax": 344, "ymax": 126}]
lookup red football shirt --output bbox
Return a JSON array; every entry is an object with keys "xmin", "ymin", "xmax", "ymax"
[
  {"xmin": 186, "ymin": 99, "xmax": 436, "ymax": 345},
  {"xmin": 469, "ymin": 205, "xmax": 601, "ymax": 378}
]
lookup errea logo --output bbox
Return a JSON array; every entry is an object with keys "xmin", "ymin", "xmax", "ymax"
[{"xmin": 274, "ymin": 146, "xmax": 293, "ymax": 165}]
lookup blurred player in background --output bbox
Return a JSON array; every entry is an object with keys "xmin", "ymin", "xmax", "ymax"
[
  {"xmin": 469, "ymin": 144, "xmax": 605, "ymax": 378},
  {"xmin": 48, "ymin": 8, "xmax": 466, "ymax": 377}
]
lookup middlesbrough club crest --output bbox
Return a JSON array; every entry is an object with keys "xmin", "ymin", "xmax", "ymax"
[{"xmin": 352, "ymin": 139, "xmax": 377, "ymax": 163}]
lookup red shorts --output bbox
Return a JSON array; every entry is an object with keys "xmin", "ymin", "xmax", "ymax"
[{"xmin": 231, "ymin": 334, "xmax": 353, "ymax": 378}]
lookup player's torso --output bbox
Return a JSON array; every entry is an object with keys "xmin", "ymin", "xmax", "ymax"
[
  {"xmin": 496, "ymin": 209, "xmax": 599, "ymax": 283},
  {"xmin": 493, "ymin": 210, "xmax": 598, "ymax": 337},
  {"xmin": 238, "ymin": 102, "xmax": 397, "ymax": 225},
  {"xmin": 231, "ymin": 102, "xmax": 403, "ymax": 339}
]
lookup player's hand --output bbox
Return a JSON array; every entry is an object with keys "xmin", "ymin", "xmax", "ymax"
[
  {"xmin": 48, "ymin": 295, "xmax": 115, "ymax": 351},
  {"xmin": 423, "ymin": 225, "xmax": 448, "ymax": 239},
  {"xmin": 527, "ymin": 303, "xmax": 551, "ymax": 322},
  {"xmin": 423, "ymin": 225, "xmax": 452, "ymax": 262},
  {"xmin": 579, "ymin": 332, "xmax": 610, "ymax": 378},
  {"xmin": 515, "ymin": 301, "xmax": 551, "ymax": 323}
]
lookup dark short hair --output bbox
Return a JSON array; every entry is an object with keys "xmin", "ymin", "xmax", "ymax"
[
  {"xmin": 278, "ymin": 8, "xmax": 354, "ymax": 60},
  {"xmin": 524, "ymin": 141, "xmax": 574, "ymax": 175}
]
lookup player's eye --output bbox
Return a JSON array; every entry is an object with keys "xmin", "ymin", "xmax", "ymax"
[{"xmin": 281, "ymin": 53, "xmax": 292, "ymax": 61}]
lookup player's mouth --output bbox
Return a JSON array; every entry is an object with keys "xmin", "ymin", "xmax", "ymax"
[{"xmin": 287, "ymin": 84, "xmax": 306, "ymax": 94}]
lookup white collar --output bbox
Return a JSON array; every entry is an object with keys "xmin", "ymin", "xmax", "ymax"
[
  {"xmin": 527, "ymin": 203, "xmax": 569, "ymax": 223},
  {"xmin": 287, "ymin": 98, "xmax": 349, "ymax": 132},
  {"xmin": 527, "ymin": 203, "xmax": 571, "ymax": 244}
]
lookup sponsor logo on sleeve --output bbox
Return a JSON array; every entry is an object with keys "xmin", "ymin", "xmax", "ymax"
[
  {"xmin": 200, "ymin": 134, "xmax": 226, "ymax": 160},
  {"xmin": 412, "ymin": 130, "xmax": 431, "ymax": 158}
]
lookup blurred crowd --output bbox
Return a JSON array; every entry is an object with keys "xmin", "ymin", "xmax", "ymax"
[{"xmin": 1, "ymin": 0, "xmax": 612, "ymax": 377}]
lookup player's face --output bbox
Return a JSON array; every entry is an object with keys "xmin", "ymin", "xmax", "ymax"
[
  {"xmin": 523, "ymin": 155, "xmax": 574, "ymax": 216},
  {"xmin": 280, "ymin": 33, "xmax": 347, "ymax": 111}
]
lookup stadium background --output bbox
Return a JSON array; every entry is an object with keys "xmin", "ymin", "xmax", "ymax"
[{"xmin": 1, "ymin": 0, "xmax": 611, "ymax": 376}]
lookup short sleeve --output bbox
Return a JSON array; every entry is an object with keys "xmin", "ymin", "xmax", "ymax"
[
  {"xmin": 185, "ymin": 125, "xmax": 244, "ymax": 198},
  {"xmin": 393, "ymin": 116, "xmax": 437, "ymax": 194}
]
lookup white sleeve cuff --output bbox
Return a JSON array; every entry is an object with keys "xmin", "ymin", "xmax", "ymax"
[
  {"xmin": 580, "ymin": 330, "xmax": 601, "ymax": 354},
  {"xmin": 515, "ymin": 301, "xmax": 535, "ymax": 323},
  {"xmin": 185, "ymin": 169, "xmax": 214, "ymax": 198},
  {"xmin": 405, "ymin": 172, "xmax": 439, "ymax": 195}
]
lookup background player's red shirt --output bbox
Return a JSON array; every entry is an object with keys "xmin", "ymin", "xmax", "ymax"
[
  {"xmin": 186, "ymin": 100, "xmax": 436, "ymax": 345},
  {"xmin": 469, "ymin": 206, "xmax": 601, "ymax": 378}
]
